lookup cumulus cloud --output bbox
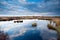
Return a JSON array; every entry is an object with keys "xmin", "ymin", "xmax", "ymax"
[
  {"xmin": 18, "ymin": 0, "xmax": 26, "ymax": 4},
  {"xmin": 0, "ymin": 0, "xmax": 60, "ymax": 16},
  {"xmin": 23, "ymin": 0, "xmax": 60, "ymax": 12}
]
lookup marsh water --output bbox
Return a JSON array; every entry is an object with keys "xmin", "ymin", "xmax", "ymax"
[{"xmin": 0, "ymin": 19, "xmax": 57, "ymax": 40}]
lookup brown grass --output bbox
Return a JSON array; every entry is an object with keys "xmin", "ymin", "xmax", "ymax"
[
  {"xmin": 32, "ymin": 22, "xmax": 37, "ymax": 27},
  {"xmin": 52, "ymin": 18, "xmax": 60, "ymax": 26},
  {"xmin": 47, "ymin": 24, "xmax": 56, "ymax": 30}
]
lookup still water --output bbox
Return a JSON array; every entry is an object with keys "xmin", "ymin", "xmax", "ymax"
[{"xmin": 0, "ymin": 19, "xmax": 57, "ymax": 40}]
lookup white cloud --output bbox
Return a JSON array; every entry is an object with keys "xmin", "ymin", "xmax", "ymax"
[
  {"xmin": 0, "ymin": 0, "xmax": 60, "ymax": 16},
  {"xmin": 18, "ymin": 0, "xmax": 36, "ymax": 4},
  {"xmin": 18, "ymin": 0, "xmax": 27, "ymax": 4}
]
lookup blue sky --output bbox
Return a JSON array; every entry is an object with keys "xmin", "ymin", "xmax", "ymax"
[{"xmin": 0, "ymin": 0, "xmax": 60, "ymax": 16}]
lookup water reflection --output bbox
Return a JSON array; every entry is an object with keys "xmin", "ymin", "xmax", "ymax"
[{"xmin": 0, "ymin": 19, "xmax": 57, "ymax": 40}]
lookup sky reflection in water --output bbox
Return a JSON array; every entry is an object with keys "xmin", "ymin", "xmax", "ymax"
[{"xmin": 0, "ymin": 20, "xmax": 57, "ymax": 40}]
